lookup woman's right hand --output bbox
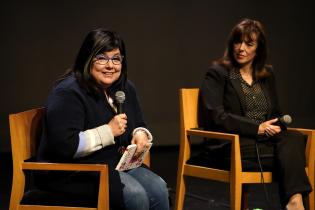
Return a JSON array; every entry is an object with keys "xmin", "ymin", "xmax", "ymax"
[
  {"xmin": 108, "ymin": 114, "xmax": 127, "ymax": 137},
  {"xmin": 258, "ymin": 118, "xmax": 281, "ymax": 137}
]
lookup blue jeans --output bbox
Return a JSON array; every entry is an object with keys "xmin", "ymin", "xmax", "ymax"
[{"xmin": 119, "ymin": 167, "xmax": 169, "ymax": 210}]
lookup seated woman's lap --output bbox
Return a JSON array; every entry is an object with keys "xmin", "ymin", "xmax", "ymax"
[{"xmin": 119, "ymin": 166, "xmax": 169, "ymax": 210}]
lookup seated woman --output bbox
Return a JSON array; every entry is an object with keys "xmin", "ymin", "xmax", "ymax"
[
  {"xmin": 199, "ymin": 18, "xmax": 312, "ymax": 210},
  {"xmin": 36, "ymin": 28, "xmax": 170, "ymax": 210}
]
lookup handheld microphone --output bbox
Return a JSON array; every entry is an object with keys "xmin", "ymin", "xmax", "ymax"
[
  {"xmin": 278, "ymin": 115, "xmax": 292, "ymax": 126},
  {"xmin": 115, "ymin": 91, "xmax": 125, "ymax": 114},
  {"xmin": 115, "ymin": 91, "xmax": 126, "ymax": 153}
]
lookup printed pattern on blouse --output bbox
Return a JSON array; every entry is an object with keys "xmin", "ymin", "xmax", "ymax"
[{"xmin": 230, "ymin": 69, "xmax": 269, "ymax": 123}]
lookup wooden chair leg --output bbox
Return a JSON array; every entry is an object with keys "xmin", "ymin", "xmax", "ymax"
[
  {"xmin": 308, "ymin": 189, "xmax": 314, "ymax": 210},
  {"xmin": 175, "ymin": 175, "xmax": 186, "ymax": 210},
  {"xmin": 231, "ymin": 181, "xmax": 242, "ymax": 210}
]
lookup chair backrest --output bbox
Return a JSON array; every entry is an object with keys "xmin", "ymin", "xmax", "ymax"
[
  {"xmin": 9, "ymin": 108, "xmax": 44, "ymax": 210},
  {"xmin": 9, "ymin": 108, "xmax": 44, "ymax": 167},
  {"xmin": 178, "ymin": 88, "xmax": 200, "ymax": 162},
  {"xmin": 179, "ymin": 88, "xmax": 200, "ymax": 133}
]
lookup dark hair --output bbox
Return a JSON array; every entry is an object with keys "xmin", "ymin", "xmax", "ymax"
[
  {"xmin": 216, "ymin": 18, "xmax": 270, "ymax": 79},
  {"xmin": 60, "ymin": 28, "xmax": 127, "ymax": 97}
]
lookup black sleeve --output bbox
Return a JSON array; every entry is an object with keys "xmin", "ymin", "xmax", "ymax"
[
  {"xmin": 44, "ymin": 89, "xmax": 85, "ymax": 160},
  {"xmin": 200, "ymin": 65, "xmax": 259, "ymax": 137}
]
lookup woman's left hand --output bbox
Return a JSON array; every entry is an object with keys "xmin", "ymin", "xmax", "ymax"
[
  {"xmin": 131, "ymin": 131, "xmax": 150, "ymax": 157},
  {"xmin": 258, "ymin": 118, "xmax": 281, "ymax": 137}
]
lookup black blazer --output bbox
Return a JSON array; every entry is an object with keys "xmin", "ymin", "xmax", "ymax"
[{"xmin": 200, "ymin": 64, "xmax": 282, "ymax": 138}]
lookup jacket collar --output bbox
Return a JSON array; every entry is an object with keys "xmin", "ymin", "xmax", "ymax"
[
  {"xmin": 229, "ymin": 71, "xmax": 247, "ymax": 114},
  {"xmin": 228, "ymin": 69, "xmax": 271, "ymax": 116}
]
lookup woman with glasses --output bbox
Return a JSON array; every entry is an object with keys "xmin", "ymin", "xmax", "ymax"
[
  {"xmin": 198, "ymin": 19, "xmax": 312, "ymax": 209},
  {"xmin": 36, "ymin": 28, "xmax": 170, "ymax": 210}
]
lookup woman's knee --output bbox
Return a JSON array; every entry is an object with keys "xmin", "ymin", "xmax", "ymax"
[
  {"xmin": 278, "ymin": 130, "xmax": 305, "ymax": 150},
  {"xmin": 276, "ymin": 130, "xmax": 306, "ymax": 163},
  {"xmin": 135, "ymin": 168, "xmax": 168, "ymax": 198},
  {"xmin": 153, "ymin": 176, "xmax": 169, "ymax": 196},
  {"xmin": 123, "ymin": 182, "xmax": 149, "ymax": 210},
  {"xmin": 119, "ymin": 172, "xmax": 149, "ymax": 210}
]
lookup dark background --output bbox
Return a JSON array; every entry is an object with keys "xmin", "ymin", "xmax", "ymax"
[
  {"xmin": 1, "ymin": 0, "xmax": 314, "ymax": 152},
  {"xmin": 1, "ymin": 0, "xmax": 314, "ymax": 209}
]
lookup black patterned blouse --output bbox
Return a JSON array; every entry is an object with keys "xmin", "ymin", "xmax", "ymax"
[{"xmin": 230, "ymin": 69, "xmax": 269, "ymax": 124}]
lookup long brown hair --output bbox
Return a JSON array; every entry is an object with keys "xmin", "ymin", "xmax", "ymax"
[{"xmin": 216, "ymin": 18, "xmax": 270, "ymax": 79}]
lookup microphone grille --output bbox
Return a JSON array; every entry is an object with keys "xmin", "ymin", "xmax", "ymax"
[
  {"xmin": 283, "ymin": 115, "xmax": 292, "ymax": 125},
  {"xmin": 115, "ymin": 91, "xmax": 125, "ymax": 104}
]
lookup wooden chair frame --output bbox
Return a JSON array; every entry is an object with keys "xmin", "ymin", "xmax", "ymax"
[
  {"xmin": 174, "ymin": 88, "xmax": 314, "ymax": 210},
  {"xmin": 9, "ymin": 107, "xmax": 151, "ymax": 210},
  {"xmin": 9, "ymin": 108, "xmax": 151, "ymax": 210}
]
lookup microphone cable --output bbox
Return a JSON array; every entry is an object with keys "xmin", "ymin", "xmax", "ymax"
[{"xmin": 255, "ymin": 142, "xmax": 273, "ymax": 209}]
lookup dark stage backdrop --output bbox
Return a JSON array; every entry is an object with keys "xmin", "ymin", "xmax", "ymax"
[{"xmin": 1, "ymin": 0, "xmax": 314, "ymax": 152}]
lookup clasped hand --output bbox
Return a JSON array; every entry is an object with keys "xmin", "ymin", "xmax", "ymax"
[
  {"xmin": 108, "ymin": 114, "xmax": 150, "ymax": 157},
  {"xmin": 108, "ymin": 113, "xmax": 127, "ymax": 137},
  {"xmin": 258, "ymin": 118, "xmax": 281, "ymax": 137}
]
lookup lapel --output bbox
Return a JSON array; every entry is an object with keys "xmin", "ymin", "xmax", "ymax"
[{"xmin": 228, "ymin": 70, "xmax": 247, "ymax": 114}]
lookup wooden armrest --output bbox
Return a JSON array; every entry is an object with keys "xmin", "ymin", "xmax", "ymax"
[
  {"xmin": 288, "ymin": 127, "xmax": 314, "ymax": 136},
  {"xmin": 22, "ymin": 162, "xmax": 109, "ymax": 209},
  {"xmin": 187, "ymin": 129, "xmax": 239, "ymax": 141},
  {"xmin": 188, "ymin": 128, "xmax": 313, "ymax": 140},
  {"xmin": 22, "ymin": 162, "xmax": 108, "ymax": 172}
]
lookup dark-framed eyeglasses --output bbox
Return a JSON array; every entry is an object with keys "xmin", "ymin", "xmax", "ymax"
[{"xmin": 94, "ymin": 54, "xmax": 124, "ymax": 65}]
